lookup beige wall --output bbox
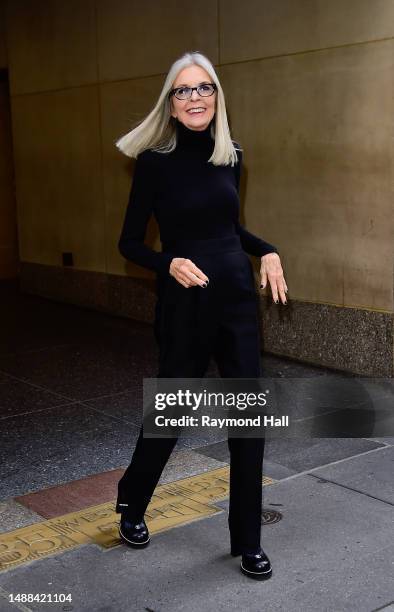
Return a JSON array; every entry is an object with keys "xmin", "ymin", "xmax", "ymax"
[{"xmin": 3, "ymin": 0, "xmax": 394, "ymax": 309}]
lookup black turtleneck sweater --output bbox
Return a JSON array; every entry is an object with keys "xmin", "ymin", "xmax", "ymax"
[{"xmin": 118, "ymin": 117, "xmax": 278, "ymax": 274}]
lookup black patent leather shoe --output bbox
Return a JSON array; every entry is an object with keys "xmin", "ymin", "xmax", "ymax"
[
  {"xmin": 118, "ymin": 512, "xmax": 150, "ymax": 548},
  {"xmin": 240, "ymin": 548, "xmax": 272, "ymax": 580}
]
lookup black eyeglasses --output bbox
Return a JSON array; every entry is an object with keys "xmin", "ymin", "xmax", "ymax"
[{"xmin": 169, "ymin": 83, "xmax": 217, "ymax": 100}]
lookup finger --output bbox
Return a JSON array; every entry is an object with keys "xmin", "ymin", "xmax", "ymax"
[
  {"xmin": 277, "ymin": 278, "xmax": 287, "ymax": 304},
  {"xmin": 179, "ymin": 260, "xmax": 209, "ymax": 287},
  {"xmin": 182, "ymin": 269, "xmax": 208, "ymax": 287},
  {"xmin": 176, "ymin": 275, "xmax": 190, "ymax": 288},
  {"xmin": 271, "ymin": 277, "xmax": 288, "ymax": 304},
  {"xmin": 178, "ymin": 270, "xmax": 203, "ymax": 288},
  {"xmin": 269, "ymin": 277, "xmax": 279, "ymax": 303},
  {"xmin": 177, "ymin": 272, "xmax": 193, "ymax": 287},
  {"xmin": 187, "ymin": 262, "xmax": 209, "ymax": 284},
  {"xmin": 177, "ymin": 261, "xmax": 199, "ymax": 286},
  {"xmin": 260, "ymin": 265, "xmax": 268, "ymax": 289}
]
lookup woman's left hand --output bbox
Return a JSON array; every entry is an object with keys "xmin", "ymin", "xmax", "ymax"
[{"xmin": 260, "ymin": 252, "xmax": 288, "ymax": 304}]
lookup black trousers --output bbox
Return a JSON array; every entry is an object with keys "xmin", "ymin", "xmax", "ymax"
[{"xmin": 116, "ymin": 235, "xmax": 266, "ymax": 553}]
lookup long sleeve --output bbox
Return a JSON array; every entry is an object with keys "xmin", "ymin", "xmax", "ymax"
[
  {"xmin": 118, "ymin": 151, "xmax": 174, "ymax": 274},
  {"xmin": 234, "ymin": 147, "xmax": 279, "ymax": 257}
]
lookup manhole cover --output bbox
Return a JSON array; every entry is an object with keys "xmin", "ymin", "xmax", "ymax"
[{"xmin": 262, "ymin": 509, "xmax": 282, "ymax": 524}]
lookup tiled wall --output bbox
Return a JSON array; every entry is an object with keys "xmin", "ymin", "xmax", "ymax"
[{"xmin": 2, "ymin": 0, "xmax": 393, "ymax": 374}]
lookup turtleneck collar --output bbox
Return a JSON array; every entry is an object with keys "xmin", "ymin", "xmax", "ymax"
[{"xmin": 175, "ymin": 117, "xmax": 215, "ymax": 151}]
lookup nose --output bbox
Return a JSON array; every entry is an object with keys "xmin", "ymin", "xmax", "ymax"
[{"xmin": 190, "ymin": 89, "xmax": 201, "ymax": 101}]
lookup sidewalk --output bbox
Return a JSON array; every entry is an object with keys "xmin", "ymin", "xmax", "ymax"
[{"xmin": 0, "ymin": 280, "xmax": 393, "ymax": 611}]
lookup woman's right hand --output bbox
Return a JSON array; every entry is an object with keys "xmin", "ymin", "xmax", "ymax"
[{"xmin": 169, "ymin": 257, "xmax": 209, "ymax": 289}]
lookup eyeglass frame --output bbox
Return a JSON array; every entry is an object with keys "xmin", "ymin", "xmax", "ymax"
[{"xmin": 169, "ymin": 82, "xmax": 217, "ymax": 100}]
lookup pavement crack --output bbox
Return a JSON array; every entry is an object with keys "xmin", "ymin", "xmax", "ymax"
[{"xmin": 308, "ymin": 472, "xmax": 394, "ymax": 507}]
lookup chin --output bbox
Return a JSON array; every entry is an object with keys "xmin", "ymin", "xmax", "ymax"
[{"xmin": 185, "ymin": 114, "xmax": 213, "ymax": 128}]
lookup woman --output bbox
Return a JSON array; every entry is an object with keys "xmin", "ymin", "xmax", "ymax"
[{"xmin": 115, "ymin": 51, "xmax": 288, "ymax": 580}]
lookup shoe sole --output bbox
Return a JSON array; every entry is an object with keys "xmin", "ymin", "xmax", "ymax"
[
  {"xmin": 118, "ymin": 526, "xmax": 150, "ymax": 548},
  {"xmin": 240, "ymin": 562, "xmax": 273, "ymax": 580}
]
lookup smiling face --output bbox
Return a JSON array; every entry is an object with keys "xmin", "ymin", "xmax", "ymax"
[{"xmin": 170, "ymin": 64, "xmax": 216, "ymax": 131}]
